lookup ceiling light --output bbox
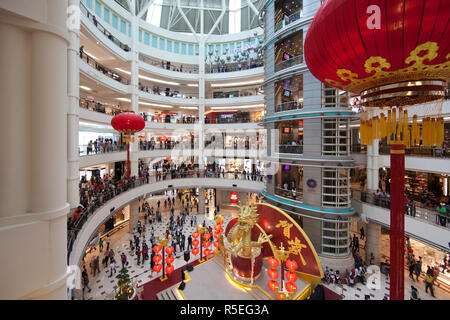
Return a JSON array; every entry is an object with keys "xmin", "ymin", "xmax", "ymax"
[
  {"xmin": 139, "ymin": 102, "xmax": 173, "ymax": 108},
  {"xmin": 115, "ymin": 68, "xmax": 131, "ymax": 75},
  {"xmin": 139, "ymin": 75, "xmax": 180, "ymax": 86},
  {"xmin": 80, "ymin": 85, "xmax": 92, "ymax": 91},
  {"xmin": 210, "ymin": 104, "xmax": 264, "ymax": 110},
  {"xmin": 116, "ymin": 97, "xmax": 131, "ymax": 102},
  {"xmin": 179, "ymin": 107, "xmax": 198, "ymax": 110},
  {"xmin": 211, "ymin": 79, "xmax": 264, "ymax": 87},
  {"xmin": 84, "ymin": 50, "xmax": 98, "ymax": 60},
  {"xmin": 187, "ymin": 84, "xmax": 198, "ymax": 87}
]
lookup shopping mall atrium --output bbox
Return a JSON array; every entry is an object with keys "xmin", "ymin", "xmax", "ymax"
[{"xmin": 0, "ymin": 0, "xmax": 449, "ymax": 302}]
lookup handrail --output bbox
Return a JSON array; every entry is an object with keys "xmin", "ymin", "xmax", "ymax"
[
  {"xmin": 79, "ymin": 144, "xmax": 126, "ymax": 156},
  {"xmin": 350, "ymin": 144, "xmax": 450, "ymax": 158},
  {"xmin": 278, "ymin": 144, "xmax": 303, "ymax": 154},
  {"xmin": 274, "ymin": 9, "xmax": 303, "ymax": 33},
  {"xmin": 354, "ymin": 190, "xmax": 450, "ymax": 230},
  {"xmin": 274, "ymin": 101, "xmax": 303, "ymax": 112},
  {"xmin": 138, "ymin": 53, "xmax": 199, "ymax": 74},
  {"xmin": 67, "ymin": 172, "xmax": 266, "ymax": 258},
  {"xmin": 275, "ymin": 55, "xmax": 304, "ymax": 72},
  {"xmin": 80, "ymin": 51, "xmax": 130, "ymax": 85},
  {"xmin": 138, "ymin": 85, "xmax": 198, "ymax": 99}
]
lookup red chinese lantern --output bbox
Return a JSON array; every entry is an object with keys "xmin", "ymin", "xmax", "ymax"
[
  {"xmin": 153, "ymin": 245, "xmax": 162, "ymax": 253},
  {"xmin": 153, "ymin": 254, "xmax": 162, "ymax": 264},
  {"xmin": 285, "ymin": 281, "xmax": 297, "ymax": 293},
  {"xmin": 304, "ymin": 0, "xmax": 449, "ymax": 108},
  {"xmin": 267, "ymin": 280, "xmax": 279, "ymax": 293},
  {"xmin": 285, "ymin": 271, "xmax": 298, "ymax": 283},
  {"xmin": 219, "ymin": 227, "xmax": 224, "ymax": 233},
  {"xmin": 214, "ymin": 225, "xmax": 221, "ymax": 232},
  {"xmin": 204, "ymin": 249, "xmax": 211, "ymax": 256},
  {"xmin": 165, "ymin": 265, "xmax": 174, "ymax": 275},
  {"xmin": 192, "ymin": 232, "xmax": 199, "ymax": 239},
  {"xmin": 267, "ymin": 268, "xmax": 279, "ymax": 280},
  {"xmin": 268, "ymin": 257, "xmax": 279, "ymax": 268},
  {"xmin": 111, "ymin": 113, "xmax": 145, "ymax": 179},
  {"xmin": 203, "ymin": 233, "xmax": 211, "ymax": 240},
  {"xmin": 192, "ymin": 247, "xmax": 199, "ymax": 255},
  {"xmin": 165, "ymin": 255, "xmax": 174, "ymax": 265},
  {"xmin": 213, "ymin": 233, "xmax": 220, "ymax": 240},
  {"xmin": 304, "ymin": 0, "xmax": 450, "ymax": 301},
  {"xmin": 213, "ymin": 241, "xmax": 219, "ymax": 248},
  {"xmin": 203, "ymin": 241, "xmax": 211, "ymax": 248},
  {"xmin": 286, "ymin": 259, "xmax": 298, "ymax": 271},
  {"xmin": 165, "ymin": 246, "xmax": 174, "ymax": 255},
  {"xmin": 192, "ymin": 239, "xmax": 200, "ymax": 247},
  {"xmin": 153, "ymin": 264, "xmax": 162, "ymax": 273}
]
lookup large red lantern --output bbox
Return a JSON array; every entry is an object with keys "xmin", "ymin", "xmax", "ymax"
[
  {"xmin": 304, "ymin": 0, "xmax": 449, "ymax": 107},
  {"xmin": 203, "ymin": 241, "xmax": 211, "ymax": 248},
  {"xmin": 285, "ymin": 259, "xmax": 298, "ymax": 271},
  {"xmin": 285, "ymin": 271, "xmax": 298, "ymax": 283},
  {"xmin": 111, "ymin": 112, "xmax": 145, "ymax": 179},
  {"xmin": 192, "ymin": 232, "xmax": 199, "ymax": 239},
  {"xmin": 192, "ymin": 239, "xmax": 200, "ymax": 247},
  {"xmin": 285, "ymin": 281, "xmax": 297, "ymax": 293},
  {"xmin": 153, "ymin": 254, "xmax": 162, "ymax": 264},
  {"xmin": 165, "ymin": 255, "xmax": 174, "ymax": 265},
  {"xmin": 192, "ymin": 247, "xmax": 199, "ymax": 255},
  {"xmin": 213, "ymin": 241, "xmax": 220, "ymax": 248},
  {"xmin": 153, "ymin": 245, "xmax": 162, "ymax": 253},
  {"xmin": 203, "ymin": 233, "xmax": 211, "ymax": 240},
  {"xmin": 165, "ymin": 246, "xmax": 174, "ymax": 255},
  {"xmin": 204, "ymin": 249, "xmax": 211, "ymax": 257},
  {"xmin": 304, "ymin": 0, "xmax": 450, "ymax": 301},
  {"xmin": 165, "ymin": 265, "xmax": 174, "ymax": 275}
]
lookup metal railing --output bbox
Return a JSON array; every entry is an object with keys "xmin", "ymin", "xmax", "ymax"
[
  {"xmin": 79, "ymin": 98, "xmax": 125, "ymax": 116},
  {"xmin": 274, "ymin": 101, "xmax": 303, "ymax": 112},
  {"xmin": 278, "ymin": 144, "xmax": 303, "ymax": 154},
  {"xmin": 67, "ymin": 171, "xmax": 266, "ymax": 258},
  {"xmin": 274, "ymin": 10, "xmax": 303, "ymax": 32},
  {"xmin": 138, "ymin": 85, "xmax": 198, "ymax": 99},
  {"xmin": 80, "ymin": 51, "xmax": 130, "ymax": 85},
  {"xmin": 138, "ymin": 53, "xmax": 199, "ymax": 74},
  {"xmin": 355, "ymin": 190, "xmax": 450, "ymax": 230},
  {"xmin": 205, "ymin": 59, "xmax": 264, "ymax": 74},
  {"xmin": 350, "ymin": 144, "xmax": 450, "ymax": 158},
  {"xmin": 79, "ymin": 1, "xmax": 130, "ymax": 52},
  {"xmin": 204, "ymin": 117, "xmax": 261, "ymax": 124},
  {"xmin": 79, "ymin": 143, "xmax": 126, "ymax": 156},
  {"xmin": 275, "ymin": 55, "xmax": 304, "ymax": 72},
  {"xmin": 274, "ymin": 186, "xmax": 303, "ymax": 201}
]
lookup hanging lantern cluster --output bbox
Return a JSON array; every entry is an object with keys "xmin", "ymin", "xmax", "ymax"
[
  {"xmin": 267, "ymin": 257, "xmax": 280, "ymax": 293},
  {"xmin": 360, "ymin": 107, "xmax": 444, "ymax": 148},
  {"xmin": 152, "ymin": 245, "xmax": 162, "ymax": 273},
  {"xmin": 191, "ymin": 232, "xmax": 200, "ymax": 256},
  {"xmin": 203, "ymin": 233, "xmax": 212, "ymax": 257},
  {"xmin": 285, "ymin": 259, "xmax": 298, "ymax": 294},
  {"xmin": 165, "ymin": 246, "xmax": 174, "ymax": 275},
  {"xmin": 213, "ymin": 218, "xmax": 224, "ymax": 252}
]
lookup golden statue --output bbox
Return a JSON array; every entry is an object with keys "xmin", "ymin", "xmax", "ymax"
[{"xmin": 226, "ymin": 203, "xmax": 271, "ymax": 258}]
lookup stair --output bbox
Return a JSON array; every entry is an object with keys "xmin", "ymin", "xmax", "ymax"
[{"xmin": 156, "ymin": 286, "xmax": 179, "ymax": 300}]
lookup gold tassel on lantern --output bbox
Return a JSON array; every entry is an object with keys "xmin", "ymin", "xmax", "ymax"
[
  {"xmin": 412, "ymin": 115, "xmax": 419, "ymax": 146},
  {"xmin": 437, "ymin": 117, "xmax": 444, "ymax": 147},
  {"xmin": 387, "ymin": 110, "xmax": 392, "ymax": 144},
  {"xmin": 402, "ymin": 109, "xmax": 408, "ymax": 146},
  {"xmin": 380, "ymin": 113, "xmax": 386, "ymax": 139}
]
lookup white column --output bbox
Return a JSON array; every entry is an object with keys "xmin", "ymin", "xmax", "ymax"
[
  {"xmin": 67, "ymin": 0, "xmax": 80, "ymax": 209},
  {"xmin": 197, "ymin": 11, "xmax": 205, "ymax": 172},
  {"xmin": 198, "ymin": 188, "xmax": 206, "ymax": 216},
  {"xmin": 366, "ymin": 139, "xmax": 379, "ymax": 192},
  {"xmin": 0, "ymin": 0, "xmax": 70, "ymax": 299},
  {"xmin": 128, "ymin": 201, "xmax": 139, "ymax": 233},
  {"xmin": 130, "ymin": 14, "xmax": 139, "ymax": 178},
  {"xmin": 365, "ymin": 222, "xmax": 381, "ymax": 266}
]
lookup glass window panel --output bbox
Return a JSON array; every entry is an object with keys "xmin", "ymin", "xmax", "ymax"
[
  {"xmin": 159, "ymin": 38, "xmax": 165, "ymax": 50},
  {"xmin": 103, "ymin": 8, "xmax": 110, "ymax": 23},
  {"xmin": 167, "ymin": 40, "xmax": 172, "ymax": 52},
  {"xmin": 152, "ymin": 35, "xmax": 157, "ymax": 48},
  {"xmin": 95, "ymin": 0, "xmax": 101, "ymax": 16}
]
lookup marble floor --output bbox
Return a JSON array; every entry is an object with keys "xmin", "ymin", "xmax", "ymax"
[
  {"xmin": 80, "ymin": 194, "xmax": 239, "ymax": 300},
  {"xmin": 78, "ymin": 195, "xmax": 449, "ymax": 300}
]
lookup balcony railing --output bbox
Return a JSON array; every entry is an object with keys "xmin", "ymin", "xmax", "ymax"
[
  {"xmin": 80, "ymin": 51, "xmax": 130, "ymax": 85},
  {"xmin": 79, "ymin": 97, "xmax": 126, "ymax": 116},
  {"xmin": 351, "ymin": 143, "xmax": 450, "ymax": 158},
  {"xmin": 79, "ymin": 1, "xmax": 130, "ymax": 52},
  {"xmin": 274, "ymin": 10, "xmax": 303, "ymax": 33},
  {"xmin": 275, "ymin": 55, "xmax": 304, "ymax": 72},
  {"xmin": 138, "ymin": 85, "xmax": 198, "ymax": 99},
  {"xmin": 274, "ymin": 101, "xmax": 303, "ymax": 113},
  {"xmin": 205, "ymin": 59, "xmax": 264, "ymax": 74},
  {"xmin": 67, "ymin": 171, "xmax": 265, "ymax": 258},
  {"xmin": 138, "ymin": 53, "xmax": 199, "ymax": 74},
  {"xmin": 354, "ymin": 190, "xmax": 450, "ymax": 230},
  {"xmin": 204, "ymin": 117, "xmax": 261, "ymax": 124},
  {"xmin": 274, "ymin": 186, "xmax": 303, "ymax": 202},
  {"xmin": 79, "ymin": 144, "xmax": 126, "ymax": 156},
  {"xmin": 278, "ymin": 144, "xmax": 303, "ymax": 154}
]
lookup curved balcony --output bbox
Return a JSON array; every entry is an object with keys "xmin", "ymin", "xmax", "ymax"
[
  {"xmin": 79, "ymin": 54, "xmax": 130, "ymax": 94},
  {"xmin": 139, "ymin": 90, "xmax": 199, "ymax": 106},
  {"xmin": 68, "ymin": 173, "xmax": 265, "ymax": 265},
  {"xmin": 80, "ymin": 150, "xmax": 126, "ymax": 168},
  {"xmin": 138, "ymin": 53, "xmax": 199, "ymax": 81},
  {"xmin": 205, "ymin": 94, "xmax": 264, "ymax": 107},
  {"xmin": 354, "ymin": 191, "xmax": 450, "ymax": 251},
  {"xmin": 274, "ymin": 101, "xmax": 303, "ymax": 113}
]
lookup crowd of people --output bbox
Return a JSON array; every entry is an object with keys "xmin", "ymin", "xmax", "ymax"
[{"xmin": 82, "ymin": 137, "xmax": 124, "ymax": 155}]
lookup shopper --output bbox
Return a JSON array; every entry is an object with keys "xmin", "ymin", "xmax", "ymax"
[
  {"xmin": 424, "ymin": 273, "xmax": 435, "ymax": 297},
  {"xmin": 82, "ymin": 267, "xmax": 92, "ymax": 293},
  {"xmin": 120, "ymin": 253, "xmax": 127, "ymax": 269},
  {"xmin": 109, "ymin": 258, "xmax": 117, "ymax": 277}
]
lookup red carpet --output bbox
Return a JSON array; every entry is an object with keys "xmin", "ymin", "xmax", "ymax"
[
  {"xmin": 323, "ymin": 286, "xmax": 343, "ymax": 300},
  {"xmin": 138, "ymin": 259, "xmax": 201, "ymax": 300}
]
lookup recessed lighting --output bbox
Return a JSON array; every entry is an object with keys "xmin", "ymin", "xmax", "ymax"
[
  {"xmin": 80, "ymin": 85, "xmax": 92, "ymax": 91},
  {"xmin": 139, "ymin": 74, "xmax": 180, "ymax": 86},
  {"xmin": 179, "ymin": 107, "xmax": 198, "ymax": 110},
  {"xmin": 211, "ymin": 79, "xmax": 264, "ymax": 87},
  {"xmin": 116, "ymin": 97, "xmax": 131, "ymax": 102},
  {"xmin": 115, "ymin": 68, "xmax": 131, "ymax": 75},
  {"xmin": 187, "ymin": 84, "xmax": 198, "ymax": 87},
  {"xmin": 84, "ymin": 50, "xmax": 98, "ymax": 60},
  {"xmin": 139, "ymin": 102, "xmax": 173, "ymax": 108}
]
